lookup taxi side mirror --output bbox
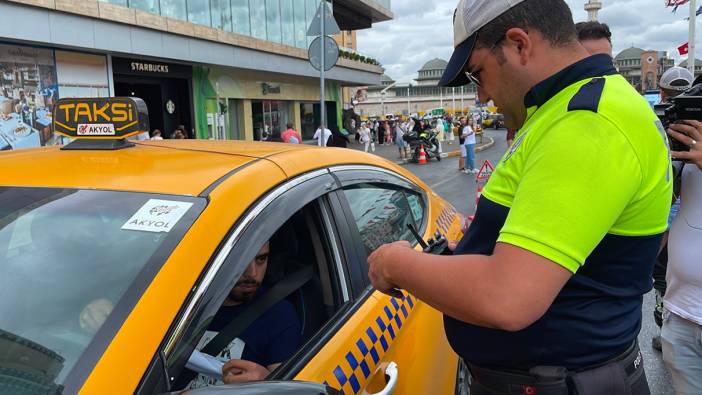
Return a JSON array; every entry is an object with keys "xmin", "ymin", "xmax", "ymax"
[{"xmin": 164, "ymin": 381, "xmax": 341, "ymax": 395}]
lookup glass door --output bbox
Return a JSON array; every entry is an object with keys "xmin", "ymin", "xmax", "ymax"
[{"xmin": 252, "ymin": 100, "xmax": 292, "ymax": 141}]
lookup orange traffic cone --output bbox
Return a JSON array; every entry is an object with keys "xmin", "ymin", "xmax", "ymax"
[{"xmin": 418, "ymin": 144, "xmax": 427, "ymax": 165}]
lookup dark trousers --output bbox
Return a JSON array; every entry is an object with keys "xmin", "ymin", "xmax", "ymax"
[{"xmin": 467, "ymin": 341, "xmax": 650, "ymax": 395}]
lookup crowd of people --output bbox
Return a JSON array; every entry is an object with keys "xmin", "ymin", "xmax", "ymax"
[{"xmin": 364, "ymin": 0, "xmax": 702, "ymax": 394}]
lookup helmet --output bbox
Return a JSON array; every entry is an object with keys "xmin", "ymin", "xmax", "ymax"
[{"xmin": 659, "ymin": 67, "xmax": 694, "ymax": 92}]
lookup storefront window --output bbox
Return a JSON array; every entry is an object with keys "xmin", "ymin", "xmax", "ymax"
[
  {"xmin": 231, "ymin": 0, "xmax": 251, "ymax": 36},
  {"xmin": 188, "ymin": 0, "xmax": 211, "ymax": 26},
  {"xmin": 250, "ymin": 1, "xmax": 267, "ymax": 40},
  {"xmin": 300, "ymin": 102, "xmax": 317, "ymax": 140},
  {"xmin": 265, "ymin": 0, "xmax": 282, "ymax": 44},
  {"xmin": 252, "ymin": 100, "xmax": 292, "ymax": 141},
  {"xmin": 211, "ymin": 0, "xmax": 233, "ymax": 31},
  {"xmin": 0, "ymin": 44, "xmax": 58, "ymax": 149},
  {"xmin": 293, "ymin": 0, "xmax": 307, "ymax": 48},
  {"xmin": 305, "ymin": 0, "xmax": 317, "ymax": 47},
  {"xmin": 129, "ymin": 0, "xmax": 159, "ymax": 14},
  {"xmin": 99, "ymin": 0, "xmax": 128, "ymax": 6},
  {"xmin": 160, "ymin": 0, "xmax": 187, "ymax": 20},
  {"xmin": 280, "ymin": 0, "xmax": 295, "ymax": 47}
]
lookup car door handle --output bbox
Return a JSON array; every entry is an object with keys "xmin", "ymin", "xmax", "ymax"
[{"xmin": 369, "ymin": 361, "xmax": 399, "ymax": 395}]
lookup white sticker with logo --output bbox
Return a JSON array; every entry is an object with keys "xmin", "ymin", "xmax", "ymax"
[
  {"xmin": 77, "ymin": 123, "xmax": 116, "ymax": 136},
  {"xmin": 121, "ymin": 199, "xmax": 193, "ymax": 233}
]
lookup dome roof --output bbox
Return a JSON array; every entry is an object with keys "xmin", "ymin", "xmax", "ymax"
[
  {"xmin": 615, "ymin": 47, "xmax": 645, "ymax": 61},
  {"xmin": 419, "ymin": 58, "xmax": 448, "ymax": 71},
  {"xmin": 678, "ymin": 58, "xmax": 702, "ymax": 67}
]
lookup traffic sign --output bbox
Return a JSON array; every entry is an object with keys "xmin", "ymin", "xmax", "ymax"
[
  {"xmin": 307, "ymin": 1, "xmax": 340, "ymax": 36},
  {"xmin": 308, "ymin": 35, "xmax": 339, "ymax": 71},
  {"xmin": 476, "ymin": 160, "xmax": 495, "ymax": 181}
]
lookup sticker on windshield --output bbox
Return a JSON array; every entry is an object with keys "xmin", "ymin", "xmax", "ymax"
[{"xmin": 121, "ymin": 199, "xmax": 193, "ymax": 233}]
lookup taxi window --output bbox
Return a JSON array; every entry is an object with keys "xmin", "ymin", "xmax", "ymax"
[
  {"xmin": 0, "ymin": 187, "xmax": 203, "ymax": 389},
  {"xmin": 342, "ymin": 184, "xmax": 424, "ymax": 254}
]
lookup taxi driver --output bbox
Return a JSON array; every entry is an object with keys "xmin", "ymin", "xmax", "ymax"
[{"xmin": 185, "ymin": 241, "xmax": 302, "ymax": 387}]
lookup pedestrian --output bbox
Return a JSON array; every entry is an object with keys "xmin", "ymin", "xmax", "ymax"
[
  {"xmin": 386, "ymin": 121, "xmax": 393, "ymax": 145},
  {"xmin": 313, "ymin": 124, "xmax": 332, "ymax": 147},
  {"xmin": 150, "ymin": 129, "xmax": 163, "ymax": 140},
  {"xmin": 360, "ymin": 122, "xmax": 374, "ymax": 152},
  {"xmin": 267, "ymin": 127, "xmax": 284, "ymax": 142},
  {"xmin": 462, "ymin": 118, "xmax": 477, "ymax": 173},
  {"xmin": 395, "ymin": 121, "xmax": 406, "ymax": 159},
  {"xmin": 371, "ymin": 120, "xmax": 381, "ymax": 145},
  {"xmin": 327, "ymin": 126, "xmax": 349, "ymax": 148},
  {"xmin": 281, "ymin": 122, "xmax": 302, "ymax": 144},
  {"xmin": 663, "ymin": 118, "xmax": 702, "ymax": 395},
  {"xmin": 367, "ymin": 1, "xmax": 670, "ymax": 393},
  {"xmin": 445, "ymin": 116, "xmax": 455, "ymax": 145},
  {"xmin": 172, "ymin": 129, "xmax": 186, "ymax": 139},
  {"xmin": 435, "ymin": 116, "xmax": 445, "ymax": 154},
  {"xmin": 506, "ymin": 128, "xmax": 516, "ymax": 146},
  {"xmin": 649, "ymin": 66, "xmax": 694, "ymax": 353}
]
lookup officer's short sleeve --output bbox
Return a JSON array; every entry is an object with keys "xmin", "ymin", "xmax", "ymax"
[{"xmin": 497, "ymin": 113, "xmax": 642, "ymax": 273}]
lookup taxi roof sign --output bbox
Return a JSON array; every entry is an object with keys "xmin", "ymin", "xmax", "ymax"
[{"xmin": 53, "ymin": 97, "xmax": 149, "ymax": 147}]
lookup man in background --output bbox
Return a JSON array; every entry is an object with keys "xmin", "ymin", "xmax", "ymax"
[{"xmin": 575, "ymin": 21, "xmax": 612, "ymax": 57}]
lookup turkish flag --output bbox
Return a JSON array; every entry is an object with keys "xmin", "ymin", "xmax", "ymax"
[{"xmin": 678, "ymin": 42, "xmax": 689, "ymax": 55}]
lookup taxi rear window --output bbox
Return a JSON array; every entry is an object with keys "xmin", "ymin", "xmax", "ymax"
[{"xmin": 0, "ymin": 187, "xmax": 204, "ymax": 390}]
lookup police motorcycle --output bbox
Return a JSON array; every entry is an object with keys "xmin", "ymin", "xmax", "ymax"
[{"xmin": 403, "ymin": 126, "xmax": 441, "ymax": 163}]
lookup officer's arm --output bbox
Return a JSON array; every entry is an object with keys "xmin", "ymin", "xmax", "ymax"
[{"xmin": 369, "ymin": 241, "xmax": 571, "ymax": 332}]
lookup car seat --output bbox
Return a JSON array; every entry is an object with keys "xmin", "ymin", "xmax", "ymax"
[{"xmin": 266, "ymin": 216, "xmax": 328, "ymax": 342}]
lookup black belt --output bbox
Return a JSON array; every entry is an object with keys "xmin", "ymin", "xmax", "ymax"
[{"xmin": 467, "ymin": 341, "xmax": 645, "ymax": 395}]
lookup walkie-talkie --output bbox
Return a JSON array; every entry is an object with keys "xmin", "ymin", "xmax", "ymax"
[{"xmin": 407, "ymin": 224, "xmax": 452, "ymax": 255}]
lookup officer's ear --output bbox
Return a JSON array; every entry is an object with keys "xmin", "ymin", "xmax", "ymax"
[{"xmin": 504, "ymin": 27, "xmax": 532, "ymax": 66}]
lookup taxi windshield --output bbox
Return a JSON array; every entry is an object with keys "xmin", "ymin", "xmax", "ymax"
[{"xmin": 0, "ymin": 187, "xmax": 204, "ymax": 390}]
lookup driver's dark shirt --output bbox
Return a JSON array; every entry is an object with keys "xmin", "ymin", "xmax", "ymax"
[{"xmin": 207, "ymin": 287, "xmax": 302, "ymax": 367}]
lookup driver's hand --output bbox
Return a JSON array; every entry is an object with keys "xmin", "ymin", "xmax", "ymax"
[
  {"xmin": 79, "ymin": 298, "xmax": 114, "ymax": 334},
  {"xmin": 222, "ymin": 359, "xmax": 270, "ymax": 383}
]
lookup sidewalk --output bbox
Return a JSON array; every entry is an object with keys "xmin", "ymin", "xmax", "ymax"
[{"xmin": 345, "ymin": 135, "xmax": 495, "ymax": 165}]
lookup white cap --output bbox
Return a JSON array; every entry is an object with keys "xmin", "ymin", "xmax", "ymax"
[
  {"xmin": 659, "ymin": 66, "xmax": 694, "ymax": 92},
  {"xmin": 440, "ymin": 0, "xmax": 528, "ymax": 87}
]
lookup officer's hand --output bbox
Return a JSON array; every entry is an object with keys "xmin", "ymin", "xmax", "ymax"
[
  {"xmin": 668, "ymin": 120, "xmax": 702, "ymax": 171},
  {"xmin": 79, "ymin": 298, "xmax": 114, "ymax": 334},
  {"xmin": 222, "ymin": 359, "xmax": 270, "ymax": 383},
  {"xmin": 368, "ymin": 241, "xmax": 412, "ymax": 298}
]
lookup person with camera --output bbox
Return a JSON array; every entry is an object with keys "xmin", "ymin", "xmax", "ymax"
[
  {"xmin": 661, "ymin": 97, "xmax": 702, "ymax": 394},
  {"xmin": 649, "ymin": 66, "xmax": 694, "ymax": 354},
  {"xmin": 367, "ymin": 0, "xmax": 671, "ymax": 393}
]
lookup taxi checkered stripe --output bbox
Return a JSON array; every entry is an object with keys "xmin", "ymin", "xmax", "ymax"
[
  {"xmin": 323, "ymin": 292, "xmax": 416, "ymax": 394},
  {"xmin": 436, "ymin": 206, "xmax": 457, "ymax": 234}
]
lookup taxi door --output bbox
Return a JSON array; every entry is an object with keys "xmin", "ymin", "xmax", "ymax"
[{"xmin": 290, "ymin": 165, "xmax": 461, "ymax": 395}]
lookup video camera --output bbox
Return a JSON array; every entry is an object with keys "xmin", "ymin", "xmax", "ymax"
[{"xmin": 654, "ymin": 75, "xmax": 702, "ymax": 154}]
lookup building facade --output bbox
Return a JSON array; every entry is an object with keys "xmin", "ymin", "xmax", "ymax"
[
  {"xmin": 614, "ymin": 46, "xmax": 674, "ymax": 92},
  {"xmin": 0, "ymin": 0, "xmax": 391, "ymax": 147},
  {"xmin": 354, "ymin": 58, "xmax": 477, "ymax": 117},
  {"xmin": 678, "ymin": 58, "xmax": 702, "ymax": 76}
]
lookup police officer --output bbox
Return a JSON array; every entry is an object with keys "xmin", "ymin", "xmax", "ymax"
[{"xmin": 367, "ymin": 0, "xmax": 671, "ymax": 394}]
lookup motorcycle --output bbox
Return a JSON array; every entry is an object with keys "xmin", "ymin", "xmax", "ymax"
[{"xmin": 404, "ymin": 129, "xmax": 441, "ymax": 163}]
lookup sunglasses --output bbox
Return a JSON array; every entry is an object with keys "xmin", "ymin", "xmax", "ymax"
[{"xmin": 464, "ymin": 35, "xmax": 505, "ymax": 87}]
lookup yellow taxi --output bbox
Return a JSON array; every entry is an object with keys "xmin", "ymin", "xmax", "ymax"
[{"xmin": 0, "ymin": 98, "xmax": 466, "ymax": 395}]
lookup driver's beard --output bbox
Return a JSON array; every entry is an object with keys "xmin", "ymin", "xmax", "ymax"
[{"xmin": 228, "ymin": 280, "xmax": 260, "ymax": 303}]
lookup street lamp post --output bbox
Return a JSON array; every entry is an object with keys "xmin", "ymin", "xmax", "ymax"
[
  {"xmin": 452, "ymin": 87, "xmax": 456, "ymax": 116},
  {"xmin": 380, "ymin": 81, "xmax": 397, "ymax": 117},
  {"xmin": 460, "ymin": 86, "xmax": 464, "ymax": 115}
]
